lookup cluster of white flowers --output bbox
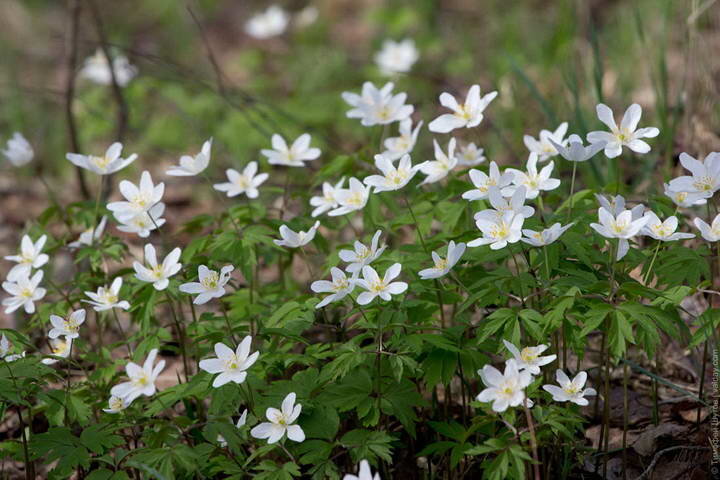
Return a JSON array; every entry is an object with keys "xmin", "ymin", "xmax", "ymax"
[{"xmin": 2, "ymin": 234, "xmax": 48, "ymax": 314}]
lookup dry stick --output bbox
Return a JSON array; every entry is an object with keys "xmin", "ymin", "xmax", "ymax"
[
  {"xmin": 622, "ymin": 361, "xmax": 629, "ymax": 480},
  {"xmin": 642, "ymin": 241, "xmax": 662, "ymax": 425},
  {"xmin": 64, "ymin": 0, "xmax": 90, "ymax": 199},
  {"xmin": 603, "ymin": 241, "xmax": 618, "ymax": 480},
  {"xmin": 523, "ymin": 397, "xmax": 541, "ymax": 480}
]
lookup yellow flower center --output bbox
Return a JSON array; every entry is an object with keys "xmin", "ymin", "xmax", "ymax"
[
  {"xmin": 563, "ymin": 384, "xmax": 580, "ymax": 395},
  {"xmin": 235, "ymin": 176, "xmax": 250, "ymax": 189},
  {"xmin": 201, "ymin": 272, "xmax": 219, "ymax": 290},
  {"xmin": 520, "ymin": 347, "xmax": 538, "ymax": 364},
  {"xmin": 91, "ymin": 155, "xmax": 111, "ymax": 169},
  {"xmin": 369, "ymin": 279, "xmax": 387, "ymax": 293},
  {"xmin": 20, "ymin": 288, "xmax": 33, "ymax": 298},
  {"xmin": 434, "ymin": 258, "xmax": 448, "ymax": 271}
]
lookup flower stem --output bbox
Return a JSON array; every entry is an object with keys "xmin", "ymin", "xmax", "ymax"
[
  {"xmin": 642, "ymin": 241, "xmax": 662, "ymax": 285},
  {"xmin": 566, "ymin": 161, "xmax": 578, "ymax": 222},
  {"xmin": 403, "ymin": 193, "xmax": 428, "ymax": 253},
  {"xmin": 523, "ymin": 397, "xmax": 541, "ymax": 480}
]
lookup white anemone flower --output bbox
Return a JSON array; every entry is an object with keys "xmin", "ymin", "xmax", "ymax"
[
  {"xmin": 418, "ymin": 138, "xmax": 457, "ymax": 185},
  {"xmin": 342, "ymin": 82, "xmax": 413, "ymax": 126},
  {"xmin": 328, "ymin": 178, "xmax": 371, "ymax": 216},
  {"xmin": 179, "ymin": 265, "xmax": 234, "ymax": 305},
  {"xmin": 663, "ymin": 184, "xmax": 706, "ymax": 208},
  {"xmin": 355, "ymin": 263, "xmax": 408, "ymax": 305},
  {"xmin": 590, "ymin": 207, "xmax": 649, "ymax": 260},
  {"xmin": 549, "ymin": 134, "xmax": 606, "ymax": 163},
  {"xmin": 103, "ymin": 395, "xmax": 131, "ymax": 414},
  {"xmin": 641, "ymin": 212, "xmax": 694, "ymax": 242},
  {"xmin": 66, "ymin": 142, "xmax": 137, "ymax": 175},
  {"xmin": 41, "ymin": 338, "xmax": 73, "ymax": 365},
  {"xmin": 274, "ymin": 221, "xmax": 321, "ymax": 248},
  {"xmin": 250, "ymin": 392, "xmax": 305, "ymax": 444},
  {"xmin": 418, "ymin": 241, "xmax": 466, "ymax": 280},
  {"xmin": 116, "ymin": 203, "xmax": 166, "ymax": 238},
  {"xmin": 310, "ymin": 178, "xmax": 345, "ymax": 217},
  {"xmin": 342, "ymin": 82, "xmax": 393, "ymax": 119},
  {"xmin": 217, "ymin": 409, "xmax": 250, "ymax": 447},
  {"xmin": 244, "ymin": 5, "xmax": 289, "ymax": 39},
  {"xmin": 476, "ymin": 359, "xmax": 533, "ymax": 412},
  {"xmin": 462, "ymin": 161, "xmax": 514, "ymax": 201},
  {"xmin": 0, "ymin": 334, "xmax": 11, "ymax": 358},
  {"xmin": 375, "ymin": 39, "xmax": 419, "ymax": 76},
  {"xmin": 261, "ymin": 133, "xmax": 321, "ymax": 167},
  {"xmin": 133, "ymin": 244, "xmax": 182, "ymax": 290},
  {"xmin": 4, "ymin": 234, "xmax": 49, "ymax": 280},
  {"xmin": 2, "ymin": 270, "xmax": 46, "ymax": 314},
  {"xmin": 108, "ymin": 171, "xmax": 164, "ymax": 219},
  {"xmin": 199, "ymin": 337, "xmax": 259, "ymax": 388},
  {"xmin": 214, "ymin": 162, "xmax": 269, "ymax": 199},
  {"xmin": 339, "ymin": 230, "xmax": 387, "ymax": 273},
  {"xmin": 667, "ymin": 152, "xmax": 720, "ymax": 198},
  {"xmin": 543, "ymin": 370, "xmax": 597, "ymax": 406},
  {"xmin": 364, "ymin": 154, "xmax": 419, "ymax": 192},
  {"xmin": 79, "ymin": 49, "xmax": 137, "ymax": 86},
  {"xmin": 83, "ymin": 277, "xmax": 130, "ymax": 312},
  {"xmin": 468, "ymin": 212, "xmax": 524, "ymax": 250},
  {"xmin": 474, "ymin": 186, "xmax": 535, "ymax": 223},
  {"xmin": 694, "ymin": 214, "xmax": 720, "ymax": 242},
  {"xmin": 48, "ymin": 309, "xmax": 86, "ymax": 340},
  {"xmin": 523, "ymin": 122, "xmax": 568, "ymax": 162},
  {"xmin": 2, "ymin": 132, "xmax": 34, "ymax": 167},
  {"xmin": 68, "ymin": 216, "xmax": 107, "ymax": 248},
  {"xmin": 428, "ymin": 84, "xmax": 497, "ymax": 134},
  {"xmin": 454, "ymin": 142, "xmax": 486, "ymax": 167},
  {"xmin": 503, "ymin": 153, "xmax": 560, "ymax": 199},
  {"xmin": 502, "ymin": 339, "xmax": 556, "ymax": 375},
  {"xmin": 382, "ymin": 119, "xmax": 423, "ymax": 161},
  {"xmin": 166, "ymin": 138, "xmax": 212, "ymax": 176},
  {"xmin": 110, "ymin": 348, "xmax": 166, "ymax": 403},
  {"xmin": 311, "ymin": 267, "xmax": 357, "ymax": 308},
  {"xmin": 587, "ymin": 103, "xmax": 659, "ymax": 158},
  {"xmin": 521, "ymin": 222, "xmax": 574, "ymax": 247},
  {"xmin": 343, "ymin": 460, "xmax": 381, "ymax": 480}
]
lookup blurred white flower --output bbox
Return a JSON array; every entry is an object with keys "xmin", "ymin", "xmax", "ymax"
[
  {"xmin": 694, "ymin": 214, "xmax": 720, "ymax": 242},
  {"xmin": 83, "ymin": 277, "xmax": 130, "ymax": 312},
  {"xmin": 587, "ymin": 103, "xmax": 659, "ymax": 158},
  {"xmin": 454, "ymin": 142, "xmax": 486, "ymax": 167},
  {"xmin": 261, "ymin": 133, "xmax": 321, "ymax": 167},
  {"xmin": 274, "ymin": 221, "xmax": 320, "ymax": 248},
  {"xmin": 667, "ymin": 152, "xmax": 720, "ymax": 198},
  {"xmin": 103, "ymin": 395, "xmax": 131, "ymax": 414},
  {"xmin": 356, "ymin": 263, "xmax": 407, "ymax": 305},
  {"xmin": 2, "ymin": 133, "xmax": 34, "ymax": 167},
  {"xmin": 521, "ymin": 222, "xmax": 573, "ymax": 247},
  {"xmin": 4, "ymin": 234, "xmax": 49, "ymax": 280},
  {"xmin": 180, "ymin": 265, "xmax": 234, "ymax": 305},
  {"xmin": 310, "ymin": 178, "xmax": 345, "ymax": 217},
  {"xmin": 200, "ymin": 337, "xmax": 259, "ymax": 388},
  {"xmin": 339, "ymin": 230, "xmax": 386, "ymax": 274},
  {"xmin": 108, "ymin": 171, "xmax": 164, "ymax": 220},
  {"xmin": 251, "ymin": 392, "xmax": 305, "ymax": 444},
  {"xmin": 245, "ymin": 5, "xmax": 289, "ymax": 39},
  {"xmin": 343, "ymin": 460, "xmax": 381, "ymax": 480},
  {"xmin": 375, "ymin": 39, "xmax": 419, "ymax": 76},
  {"xmin": 642, "ymin": 212, "xmax": 694, "ymax": 242},
  {"xmin": 468, "ymin": 212, "xmax": 524, "ymax": 250},
  {"xmin": 0, "ymin": 334, "xmax": 10, "ymax": 358},
  {"xmin": 66, "ymin": 142, "xmax": 137, "ymax": 175},
  {"xmin": 214, "ymin": 162, "xmax": 269, "ymax": 199},
  {"xmin": 110, "ymin": 348, "xmax": 166, "ymax": 403},
  {"xmin": 418, "ymin": 138, "xmax": 457, "ymax": 185},
  {"xmin": 663, "ymin": 184, "xmax": 706, "ymax": 208},
  {"xmin": 418, "ymin": 241, "xmax": 466, "ymax": 280},
  {"xmin": 524, "ymin": 122, "xmax": 569, "ymax": 162},
  {"xmin": 364, "ymin": 154, "xmax": 419, "ymax": 192},
  {"xmin": 166, "ymin": 138, "xmax": 212, "ymax": 176},
  {"xmin": 48, "ymin": 309, "xmax": 86, "ymax": 340},
  {"xmin": 68, "ymin": 216, "xmax": 107, "ymax": 248},
  {"xmin": 133, "ymin": 244, "xmax": 182, "ymax": 291},
  {"xmin": 311, "ymin": 267, "xmax": 357, "ymax": 308},
  {"xmin": 543, "ymin": 370, "xmax": 596, "ymax": 406},
  {"xmin": 502, "ymin": 340, "xmax": 556, "ymax": 375},
  {"xmin": 549, "ymin": 134, "xmax": 605, "ymax": 163},
  {"xmin": 295, "ymin": 5, "xmax": 319, "ymax": 28},
  {"xmin": 79, "ymin": 49, "xmax": 137, "ymax": 86},
  {"xmin": 2, "ymin": 270, "xmax": 46, "ymax": 314},
  {"xmin": 474, "ymin": 186, "xmax": 535, "ymax": 223},
  {"xmin": 329, "ymin": 178, "xmax": 370, "ymax": 216},
  {"xmin": 504, "ymin": 153, "xmax": 560, "ymax": 199},
  {"xmin": 41, "ymin": 338, "xmax": 73, "ymax": 365},
  {"xmin": 116, "ymin": 203, "xmax": 166, "ymax": 238},
  {"xmin": 476, "ymin": 360, "xmax": 533, "ymax": 412},
  {"xmin": 428, "ymin": 84, "xmax": 497, "ymax": 134},
  {"xmin": 342, "ymin": 82, "xmax": 413, "ymax": 126},
  {"xmin": 462, "ymin": 161, "xmax": 514, "ymax": 201},
  {"xmin": 382, "ymin": 118, "xmax": 423, "ymax": 161}
]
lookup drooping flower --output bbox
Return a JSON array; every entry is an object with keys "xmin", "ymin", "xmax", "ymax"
[
  {"xmin": 663, "ymin": 184, "xmax": 707, "ymax": 208},
  {"xmin": 382, "ymin": 119, "xmax": 423, "ymax": 161},
  {"xmin": 342, "ymin": 82, "xmax": 413, "ymax": 126},
  {"xmin": 166, "ymin": 138, "xmax": 212, "ymax": 176},
  {"xmin": 454, "ymin": 141, "xmax": 486, "ymax": 167},
  {"xmin": 502, "ymin": 340, "xmax": 556, "ymax": 375},
  {"xmin": 462, "ymin": 161, "xmax": 514, "ymax": 201},
  {"xmin": 48, "ymin": 309, "xmax": 86, "ymax": 340},
  {"xmin": 0, "ymin": 335, "xmax": 24, "ymax": 362},
  {"xmin": 590, "ymin": 207, "xmax": 649, "ymax": 260},
  {"xmin": 418, "ymin": 241, "xmax": 466, "ymax": 280},
  {"xmin": 2, "ymin": 270, "xmax": 46, "ymax": 314},
  {"xmin": 356, "ymin": 263, "xmax": 408, "ymax": 305},
  {"xmin": 41, "ymin": 338, "xmax": 73, "ymax": 365},
  {"xmin": 68, "ymin": 216, "xmax": 107, "ymax": 248},
  {"xmin": 103, "ymin": 395, "xmax": 131, "ymax": 414},
  {"xmin": 375, "ymin": 39, "xmax": 419, "ymax": 76},
  {"xmin": 641, "ymin": 212, "xmax": 695, "ymax": 242},
  {"xmin": 343, "ymin": 460, "xmax": 381, "ymax": 480},
  {"xmin": 523, "ymin": 122, "xmax": 568, "ymax": 162},
  {"xmin": 2, "ymin": 132, "xmax": 34, "ymax": 167},
  {"xmin": 339, "ymin": 230, "xmax": 386, "ymax": 273},
  {"xmin": 108, "ymin": 171, "xmax": 164, "ymax": 219},
  {"xmin": 694, "ymin": 214, "xmax": 720, "ymax": 242},
  {"xmin": 274, "ymin": 221, "xmax": 321, "ymax": 248},
  {"xmin": 199, "ymin": 337, "xmax": 260, "ymax": 388},
  {"xmin": 213, "ymin": 162, "xmax": 269, "ymax": 199},
  {"xmin": 217, "ymin": 409, "xmax": 250, "ymax": 447},
  {"xmin": 476, "ymin": 360, "xmax": 533, "ymax": 412},
  {"xmin": 587, "ymin": 103, "xmax": 659, "ymax": 158},
  {"xmin": 503, "ymin": 153, "xmax": 561, "ymax": 199},
  {"xmin": 110, "ymin": 348, "xmax": 166, "ymax": 404},
  {"xmin": 4, "ymin": 234, "xmax": 49, "ymax": 280},
  {"xmin": 521, "ymin": 222, "xmax": 574, "ymax": 247},
  {"xmin": 261, "ymin": 133, "xmax": 321, "ymax": 167},
  {"xmin": 418, "ymin": 138, "xmax": 457, "ymax": 185},
  {"xmin": 543, "ymin": 370, "xmax": 597, "ymax": 406},
  {"xmin": 133, "ymin": 244, "xmax": 182, "ymax": 290},
  {"xmin": 468, "ymin": 212, "xmax": 524, "ymax": 250},
  {"xmin": 328, "ymin": 178, "xmax": 371, "ymax": 216},
  {"xmin": 310, "ymin": 178, "xmax": 345, "ymax": 217},
  {"xmin": 311, "ymin": 267, "xmax": 357, "ymax": 308},
  {"xmin": 428, "ymin": 84, "xmax": 497, "ymax": 134},
  {"xmin": 179, "ymin": 265, "xmax": 234, "ymax": 305},
  {"xmin": 250, "ymin": 392, "xmax": 305, "ymax": 444},
  {"xmin": 364, "ymin": 154, "xmax": 419, "ymax": 192},
  {"xmin": 473, "ymin": 186, "xmax": 535, "ymax": 223},
  {"xmin": 244, "ymin": 5, "xmax": 289, "ymax": 39},
  {"xmin": 549, "ymin": 134, "xmax": 606, "ymax": 163},
  {"xmin": 667, "ymin": 152, "xmax": 720, "ymax": 199},
  {"xmin": 79, "ymin": 49, "xmax": 137, "ymax": 86},
  {"xmin": 66, "ymin": 142, "xmax": 137, "ymax": 175},
  {"xmin": 83, "ymin": 277, "xmax": 130, "ymax": 311},
  {"xmin": 115, "ymin": 203, "xmax": 167, "ymax": 238}
]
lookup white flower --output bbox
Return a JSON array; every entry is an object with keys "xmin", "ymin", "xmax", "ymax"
[
  {"xmin": 116, "ymin": 203, "xmax": 166, "ymax": 238},
  {"xmin": 641, "ymin": 212, "xmax": 694, "ymax": 242},
  {"xmin": 110, "ymin": 348, "xmax": 166, "ymax": 403},
  {"xmin": 523, "ymin": 122, "xmax": 568, "ymax": 162},
  {"xmin": 328, "ymin": 178, "xmax": 371, "ymax": 216},
  {"xmin": 375, "ymin": 39, "xmax": 419, "ymax": 76},
  {"xmin": 663, "ymin": 184, "xmax": 706, "ymax": 208},
  {"xmin": 4, "ymin": 234, "xmax": 49, "ymax": 280},
  {"xmin": 83, "ymin": 277, "xmax": 130, "ymax": 311},
  {"xmin": 356, "ymin": 263, "xmax": 407, "ymax": 305},
  {"xmin": 274, "ymin": 221, "xmax": 320, "ymax": 248},
  {"xmin": 364, "ymin": 154, "xmax": 419, "ymax": 192},
  {"xmin": 590, "ymin": 207, "xmax": 649, "ymax": 260},
  {"xmin": 214, "ymin": 162, "xmax": 269, "ymax": 199},
  {"xmin": 2, "ymin": 270, "xmax": 46, "ymax": 314},
  {"xmin": 261, "ymin": 133, "xmax": 321, "ymax": 167},
  {"xmin": 428, "ymin": 84, "xmax": 497, "ymax": 134},
  {"xmin": 295, "ymin": 5, "xmax": 319, "ymax": 28},
  {"xmin": 502, "ymin": 340, "xmax": 556, "ymax": 375},
  {"xmin": 504, "ymin": 153, "xmax": 560, "ymax": 199},
  {"xmin": 311, "ymin": 267, "xmax": 357, "ymax": 308},
  {"xmin": 549, "ymin": 134, "xmax": 605, "ymax": 163},
  {"xmin": 217, "ymin": 409, "xmax": 250, "ymax": 447},
  {"xmin": 79, "ymin": 49, "xmax": 137, "ymax": 86},
  {"xmin": 41, "ymin": 338, "xmax": 73, "ymax": 365},
  {"xmin": 462, "ymin": 161, "xmax": 514, "ymax": 201},
  {"xmin": 468, "ymin": 212, "xmax": 524, "ymax": 250},
  {"xmin": 595, "ymin": 194, "xmax": 645, "ymax": 219},
  {"xmin": 310, "ymin": 178, "xmax": 345, "ymax": 217},
  {"xmin": 68, "ymin": 216, "xmax": 107, "ymax": 248},
  {"xmin": 694, "ymin": 214, "xmax": 720, "ymax": 242},
  {"xmin": 179, "ymin": 265, "xmax": 234, "ymax": 305},
  {"xmin": 48, "ymin": 309, "xmax": 86, "ymax": 340},
  {"xmin": 250, "ymin": 392, "xmax": 305, "ymax": 444},
  {"xmin": 454, "ymin": 142, "xmax": 486, "ymax": 167},
  {"xmin": 543, "ymin": 370, "xmax": 597, "ymax": 406},
  {"xmin": 418, "ymin": 138, "xmax": 457, "ymax": 185},
  {"xmin": 108, "ymin": 171, "xmax": 164, "ymax": 220},
  {"xmin": 418, "ymin": 241, "xmax": 465, "ymax": 280},
  {"xmin": 342, "ymin": 82, "xmax": 413, "ymax": 126},
  {"xmin": 667, "ymin": 152, "xmax": 720, "ymax": 198},
  {"xmin": 199, "ymin": 337, "xmax": 259, "ymax": 388},
  {"xmin": 587, "ymin": 103, "xmax": 659, "ymax": 158},
  {"xmin": 0, "ymin": 334, "xmax": 10, "ymax": 358},
  {"xmin": 66, "ymin": 142, "xmax": 137, "ymax": 175},
  {"xmin": 474, "ymin": 186, "xmax": 535, "ymax": 223},
  {"xmin": 167, "ymin": 138, "xmax": 212, "ymax": 176},
  {"xmin": 343, "ymin": 460, "xmax": 381, "ymax": 480},
  {"xmin": 476, "ymin": 360, "xmax": 533, "ymax": 412},
  {"xmin": 339, "ymin": 230, "xmax": 386, "ymax": 273},
  {"xmin": 245, "ymin": 5, "xmax": 289, "ymax": 39},
  {"xmin": 103, "ymin": 395, "xmax": 131, "ymax": 414},
  {"xmin": 382, "ymin": 118, "xmax": 423, "ymax": 161},
  {"xmin": 521, "ymin": 222, "xmax": 573, "ymax": 247},
  {"xmin": 133, "ymin": 244, "xmax": 182, "ymax": 290},
  {"xmin": 2, "ymin": 133, "xmax": 34, "ymax": 167}
]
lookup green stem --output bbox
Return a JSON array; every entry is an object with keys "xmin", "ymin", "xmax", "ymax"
[
  {"xmin": 567, "ymin": 161, "xmax": 578, "ymax": 222},
  {"xmin": 642, "ymin": 242, "xmax": 662, "ymax": 285}
]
